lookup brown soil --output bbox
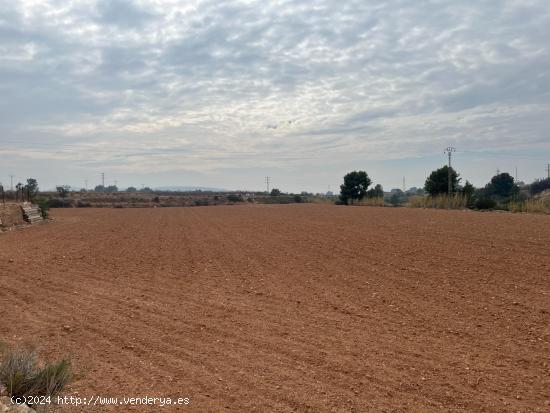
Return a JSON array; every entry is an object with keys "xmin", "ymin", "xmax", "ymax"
[{"xmin": 0, "ymin": 205, "xmax": 548, "ymax": 412}]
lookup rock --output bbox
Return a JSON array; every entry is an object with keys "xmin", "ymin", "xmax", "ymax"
[{"xmin": 0, "ymin": 397, "xmax": 36, "ymax": 413}]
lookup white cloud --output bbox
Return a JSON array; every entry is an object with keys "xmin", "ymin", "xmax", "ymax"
[{"xmin": 0, "ymin": 0, "xmax": 549, "ymax": 190}]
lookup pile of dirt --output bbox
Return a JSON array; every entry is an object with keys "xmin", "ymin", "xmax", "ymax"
[{"xmin": 0, "ymin": 204, "xmax": 25, "ymax": 229}]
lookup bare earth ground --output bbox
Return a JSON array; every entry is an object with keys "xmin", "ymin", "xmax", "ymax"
[{"xmin": 0, "ymin": 205, "xmax": 548, "ymax": 412}]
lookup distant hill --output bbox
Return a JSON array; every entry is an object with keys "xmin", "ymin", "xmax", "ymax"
[{"xmin": 154, "ymin": 186, "xmax": 227, "ymax": 192}]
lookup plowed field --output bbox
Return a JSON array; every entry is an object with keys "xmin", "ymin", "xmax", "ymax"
[{"xmin": 1, "ymin": 205, "xmax": 548, "ymax": 412}]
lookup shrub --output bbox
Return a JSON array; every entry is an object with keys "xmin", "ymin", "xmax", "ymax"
[
  {"xmin": 227, "ymin": 194, "xmax": 243, "ymax": 203},
  {"xmin": 48, "ymin": 198, "xmax": 70, "ymax": 208},
  {"xmin": 35, "ymin": 196, "xmax": 50, "ymax": 218},
  {"xmin": 0, "ymin": 348, "xmax": 72, "ymax": 405},
  {"xmin": 530, "ymin": 178, "xmax": 550, "ymax": 195},
  {"xmin": 293, "ymin": 195, "xmax": 304, "ymax": 203},
  {"xmin": 474, "ymin": 198, "xmax": 496, "ymax": 210}
]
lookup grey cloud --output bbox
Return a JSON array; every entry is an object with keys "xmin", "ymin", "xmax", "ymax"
[
  {"xmin": 96, "ymin": 0, "xmax": 156, "ymax": 28},
  {"xmin": 0, "ymin": 0, "xmax": 549, "ymax": 191}
]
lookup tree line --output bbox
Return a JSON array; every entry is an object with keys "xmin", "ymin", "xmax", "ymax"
[{"xmin": 339, "ymin": 166, "xmax": 550, "ymax": 210}]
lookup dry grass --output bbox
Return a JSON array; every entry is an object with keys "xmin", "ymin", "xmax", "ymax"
[
  {"xmin": 508, "ymin": 198, "xmax": 550, "ymax": 214},
  {"xmin": 408, "ymin": 194, "xmax": 468, "ymax": 210},
  {"xmin": 0, "ymin": 348, "xmax": 72, "ymax": 404},
  {"xmin": 356, "ymin": 197, "xmax": 385, "ymax": 207}
]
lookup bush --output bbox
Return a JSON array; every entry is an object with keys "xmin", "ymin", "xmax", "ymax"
[
  {"xmin": 474, "ymin": 198, "xmax": 496, "ymax": 210},
  {"xmin": 35, "ymin": 196, "xmax": 50, "ymax": 218},
  {"xmin": 227, "ymin": 194, "xmax": 243, "ymax": 203},
  {"xmin": 293, "ymin": 195, "xmax": 304, "ymax": 203},
  {"xmin": 530, "ymin": 178, "xmax": 550, "ymax": 195},
  {"xmin": 0, "ymin": 348, "xmax": 72, "ymax": 405},
  {"xmin": 48, "ymin": 198, "xmax": 71, "ymax": 208}
]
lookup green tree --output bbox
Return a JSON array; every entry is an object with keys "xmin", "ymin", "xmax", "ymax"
[
  {"xmin": 56, "ymin": 185, "xmax": 70, "ymax": 198},
  {"xmin": 339, "ymin": 171, "xmax": 372, "ymax": 205},
  {"xmin": 126, "ymin": 186, "xmax": 137, "ymax": 192},
  {"xmin": 366, "ymin": 183, "xmax": 384, "ymax": 198},
  {"xmin": 94, "ymin": 185, "xmax": 105, "ymax": 192},
  {"xmin": 485, "ymin": 173, "xmax": 518, "ymax": 199},
  {"xmin": 530, "ymin": 178, "xmax": 550, "ymax": 195},
  {"xmin": 270, "ymin": 188, "xmax": 281, "ymax": 196},
  {"xmin": 424, "ymin": 166, "xmax": 460, "ymax": 196},
  {"xmin": 25, "ymin": 178, "xmax": 39, "ymax": 200},
  {"xmin": 461, "ymin": 180, "xmax": 475, "ymax": 206}
]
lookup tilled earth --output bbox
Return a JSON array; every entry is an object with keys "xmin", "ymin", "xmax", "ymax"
[{"xmin": 0, "ymin": 205, "xmax": 548, "ymax": 412}]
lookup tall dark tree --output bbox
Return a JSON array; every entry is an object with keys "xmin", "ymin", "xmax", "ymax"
[
  {"xmin": 424, "ymin": 166, "xmax": 460, "ymax": 196},
  {"xmin": 339, "ymin": 171, "xmax": 371, "ymax": 205},
  {"xmin": 485, "ymin": 172, "xmax": 518, "ymax": 199}
]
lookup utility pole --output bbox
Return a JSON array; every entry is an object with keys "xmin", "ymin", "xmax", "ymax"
[
  {"xmin": 515, "ymin": 166, "xmax": 518, "ymax": 182},
  {"xmin": 101, "ymin": 172, "xmax": 105, "ymax": 188},
  {"xmin": 265, "ymin": 176, "xmax": 271, "ymax": 193},
  {"xmin": 445, "ymin": 147, "xmax": 456, "ymax": 194},
  {"xmin": 402, "ymin": 176, "xmax": 406, "ymax": 192},
  {"xmin": 85, "ymin": 179, "xmax": 88, "ymax": 191},
  {"xmin": 547, "ymin": 163, "xmax": 550, "ymax": 179},
  {"xmin": 9, "ymin": 174, "xmax": 14, "ymax": 191},
  {"xmin": 444, "ymin": 147, "xmax": 456, "ymax": 208}
]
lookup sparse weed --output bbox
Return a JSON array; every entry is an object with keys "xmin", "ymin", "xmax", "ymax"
[{"xmin": 0, "ymin": 348, "xmax": 72, "ymax": 405}]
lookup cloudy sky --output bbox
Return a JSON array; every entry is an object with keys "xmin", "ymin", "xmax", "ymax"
[{"xmin": 1, "ymin": 0, "xmax": 549, "ymax": 192}]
